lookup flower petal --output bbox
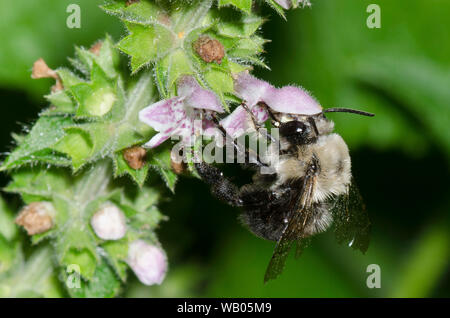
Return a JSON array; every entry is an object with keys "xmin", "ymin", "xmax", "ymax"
[
  {"xmin": 143, "ymin": 132, "xmax": 172, "ymax": 148},
  {"xmin": 263, "ymin": 85, "xmax": 322, "ymax": 115},
  {"xmin": 234, "ymin": 72, "xmax": 273, "ymax": 107},
  {"xmin": 220, "ymin": 106, "xmax": 251, "ymax": 139},
  {"xmin": 274, "ymin": 0, "xmax": 292, "ymax": 10},
  {"xmin": 177, "ymin": 76, "xmax": 224, "ymax": 112},
  {"xmin": 139, "ymin": 97, "xmax": 186, "ymax": 132},
  {"xmin": 251, "ymin": 103, "xmax": 269, "ymax": 123}
]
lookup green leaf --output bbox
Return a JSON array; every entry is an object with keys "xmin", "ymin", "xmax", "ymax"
[
  {"xmin": 0, "ymin": 197, "xmax": 17, "ymax": 242},
  {"xmin": 118, "ymin": 23, "xmax": 174, "ymax": 73},
  {"xmin": 218, "ymin": 0, "xmax": 253, "ymax": 14},
  {"xmin": 52, "ymin": 128, "xmax": 93, "ymax": 170},
  {"xmin": 43, "ymin": 90, "xmax": 76, "ymax": 115},
  {"xmin": 56, "ymin": 68, "xmax": 85, "ymax": 88},
  {"xmin": 115, "ymin": 186, "xmax": 160, "ymax": 217},
  {"xmin": 203, "ymin": 67, "xmax": 234, "ymax": 111},
  {"xmin": 88, "ymin": 35, "xmax": 120, "ymax": 79},
  {"xmin": 0, "ymin": 235, "xmax": 19, "ymax": 274},
  {"xmin": 101, "ymin": 240, "xmax": 129, "ymax": 281},
  {"xmin": 52, "ymin": 72, "xmax": 153, "ymax": 171},
  {"xmin": 0, "ymin": 245, "xmax": 63, "ymax": 298},
  {"xmin": 264, "ymin": 0, "xmax": 287, "ymax": 19},
  {"xmin": 4, "ymin": 167, "xmax": 71, "ymax": 199},
  {"xmin": 149, "ymin": 149, "xmax": 178, "ymax": 192},
  {"xmin": 101, "ymin": 0, "xmax": 163, "ymax": 25},
  {"xmin": 0, "ymin": 116, "xmax": 74, "ymax": 171},
  {"xmin": 216, "ymin": 14, "xmax": 265, "ymax": 38},
  {"xmin": 54, "ymin": 202, "xmax": 98, "ymax": 280},
  {"xmin": 113, "ymin": 151, "xmax": 149, "ymax": 187},
  {"xmin": 61, "ymin": 248, "xmax": 97, "ymax": 281},
  {"xmin": 71, "ymin": 63, "xmax": 117, "ymax": 118},
  {"xmin": 66, "ymin": 259, "xmax": 121, "ymax": 298}
]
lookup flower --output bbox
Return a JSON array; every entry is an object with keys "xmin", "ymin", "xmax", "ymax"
[
  {"xmin": 139, "ymin": 76, "xmax": 224, "ymax": 148},
  {"xmin": 274, "ymin": 0, "xmax": 292, "ymax": 9},
  {"xmin": 127, "ymin": 240, "xmax": 168, "ymax": 286},
  {"xmin": 274, "ymin": 0, "xmax": 311, "ymax": 9},
  {"xmin": 90, "ymin": 203, "xmax": 127, "ymax": 240},
  {"xmin": 221, "ymin": 72, "xmax": 322, "ymax": 138}
]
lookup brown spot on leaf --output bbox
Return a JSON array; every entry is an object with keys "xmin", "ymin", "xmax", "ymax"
[
  {"xmin": 123, "ymin": 146, "xmax": 147, "ymax": 170},
  {"xmin": 170, "ymin": 158, "xmax": 186, "ymax": 175},
  {"xmin": 126, "ymin": 0, "xmax": 140, "ymax": 6},
  {"xmin": 158, "ymin": 13, "xmax": 171, "ymax": 27},
  {"xmin": 32, "ymin": 58, "xmax": 58, "ymax": 79},
  {"xmin": 32, "ymin": 58, "xmax": 63, "ymax": 92},
  {"xmin": 15, "ymin": 202, "xmax": 54, "ymax": 235},
  {"xmin": 89, "ymin": 41, "xmax": 103, "ymax": 56},
  {"xmin": 193, "ymin": 36, "xmax": 225, "ymax": 64}
]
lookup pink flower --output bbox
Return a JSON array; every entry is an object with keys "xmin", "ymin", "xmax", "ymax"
[
  {"xmin": 274, "ymin": 0, "xmax": 311, "ymax": 9},
  {"xmin": 139, "ymin": 76, "xmax": 224, "ymax": 148},
  {"xmin": 221, "ymin": 72, "xmax": 322, "ymax": 138},
  {"xmin": 274, "ymin": 0, "xmax": 292, "ymax": 9},
  {"xmin": 127, "ymin": 240, "xmax": 168, "ymax": 286}
]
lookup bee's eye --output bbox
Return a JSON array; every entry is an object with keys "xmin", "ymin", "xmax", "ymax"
[{"xmin": 279, "ymin": 121, "xmax": 307, "ymax": 137}]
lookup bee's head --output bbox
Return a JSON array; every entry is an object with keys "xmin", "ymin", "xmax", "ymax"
[{"xmin": 279, "ymin": 120, "xmax": 317, "ymax": 145}]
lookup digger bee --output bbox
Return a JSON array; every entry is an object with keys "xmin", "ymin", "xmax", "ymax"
[{"xmin": 195, "ymin": 106, "xmax": 374, "ymax": 282}]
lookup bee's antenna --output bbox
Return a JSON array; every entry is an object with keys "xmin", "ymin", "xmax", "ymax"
[{"xmin": 323, "ymin": 108, "xmax": 375, "ymax": 117}]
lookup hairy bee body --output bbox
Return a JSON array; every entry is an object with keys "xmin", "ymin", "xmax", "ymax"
[
  {"xmin": 195, "ymin": 106, "xmax": 373, "ymax": 281},
  {"xmin": 239, "ymin": 116, "xmax": 351, "ymax": 241}
]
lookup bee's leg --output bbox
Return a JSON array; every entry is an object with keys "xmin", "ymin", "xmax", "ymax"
[
  {"xmin": 194, "ymin": 162, "xmax": 243, "ymax": 207},
  {"xmin": 242, "ymin": 102, "xmax": 275, "ymax": 143},
  {"xmin": 208, "ymin": 112, "xmax": 268, "ymax": 168}
]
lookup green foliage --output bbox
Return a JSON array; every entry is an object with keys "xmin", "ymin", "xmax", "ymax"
[
  {"xmin": 0, "ymin": 196, "xmax": 63, "ymax": 297},
  {"xmin": 0, "ymin": 32, "xmax": 170, "ymax": 296},
  {"xmin": 218, "ymin": 0, "xmax": 253, "ymax": 14},
  {"xmin": 0, "ymin": 0, "xmax": 122, "ymax": 99},
  {"xmin": 3, "ymin": 161, "xmax": 164, "ymax": 296},
  {"xmin": 1, "ymin": 36, "xmax": 175, "ymax": 188},
  {"xmin": 102, "ymin": 0, "xmax": 266, "ymax": 108},
  {"xmin": 0, "ymin": 117, "xmax": 73, "ymax": 171}
]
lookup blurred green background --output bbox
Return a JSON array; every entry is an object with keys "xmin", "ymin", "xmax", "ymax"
[{"xmin": 0, "ymin": 0, "xmax": 449, "ymax": 297}]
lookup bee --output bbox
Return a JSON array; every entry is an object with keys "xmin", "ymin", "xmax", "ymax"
[{"xmin": 195, "ymin": 106, "xmax": 374, "ymax": 282}]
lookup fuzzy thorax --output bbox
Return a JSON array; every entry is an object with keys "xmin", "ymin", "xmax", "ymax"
[{"xmin": 271, "ymin": 133, "xmax": 351, "ymax": 203}]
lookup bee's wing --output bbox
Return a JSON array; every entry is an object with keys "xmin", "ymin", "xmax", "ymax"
[
  {"xmin": 331, "ymin": 178, "xmax": 370, "ymax": 253},
  {"xmin": 294, "ymin": 236, "xmax": 311, "ymax": 259},
  {"xmin": 263, "ymin": 174, "xmax": 316, "ymax": 283}
]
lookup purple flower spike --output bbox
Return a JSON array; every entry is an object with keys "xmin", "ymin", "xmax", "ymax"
[{"xmin": 139, "ymin": 76, "xmax": 224, "ymax": 148}]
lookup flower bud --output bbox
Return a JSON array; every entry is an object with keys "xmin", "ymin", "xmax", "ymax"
[
  {"xmin": 15, "ymin": 202, "xmax": 55, "ymax": 235},
  {"xmin": 123, "ymin": 146, "xmax": 146, "ymax": 170},
  {"xmin": 193, "ymin": 36, "xmax": 225, "ymax": 64},
  {"xmin": 90, "ymin": 203, "xmax": 127, "ymax": 240},
  {"xmin": 127, "ymin": 240, "xmax": 167, "ymax": 286}
]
